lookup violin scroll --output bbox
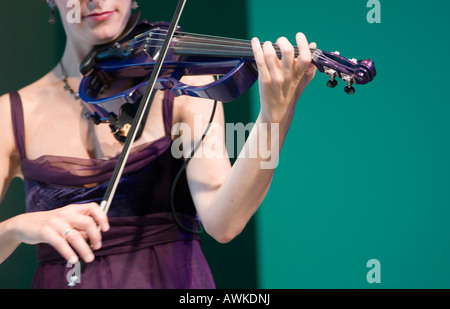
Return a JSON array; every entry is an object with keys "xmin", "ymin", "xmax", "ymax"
[{"xmin": 312, "ymin": 50, "xmax": 376, "ymax": 95}]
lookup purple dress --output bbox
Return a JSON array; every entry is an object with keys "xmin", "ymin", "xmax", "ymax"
[{"xmin": 9, "ymin": 91, "xmax": 215, "ymax": 289}]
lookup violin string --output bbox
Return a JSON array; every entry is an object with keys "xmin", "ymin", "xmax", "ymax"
[
  {"xmin": 141, "ymin": 28, "xmax": 319, "ymax": 54},
  {"xmin": 124, "ymin": 43, "xmax": 310, "ymax": 59},
  {"xmin": 128, "ymin": 31, "xmax": 259, "ymax": 50},
  {"xmin": 124, "ymin": 43, "xmax": 317, "ymax": 61},
  {"xmin": 124, "ymin": 28, "xmax": 317, "ymax": 56},
  {"xmin": 132, "ymin": 28, "xmax": 252, "ymax": 45},
  {"xmin": 127, "ymin": 38, "xmax": 316, "ymax": 58}
]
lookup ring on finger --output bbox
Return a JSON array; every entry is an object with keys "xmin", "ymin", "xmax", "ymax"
[{"xmin": 62, "ymin": 227, "xmax": 74, "ymax": 238}]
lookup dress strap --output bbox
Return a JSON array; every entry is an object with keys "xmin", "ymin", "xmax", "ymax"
[
  {"xmin": 162, "ymin": 90, "xmax": 175, "ymax": 135},
  {"xmin": 9, "ymin": 91, "xmax": 26, "ymax": 160}
]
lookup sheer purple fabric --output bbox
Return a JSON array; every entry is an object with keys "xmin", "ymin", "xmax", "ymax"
[{"xmin": 8, "ymin": 91, "xmax": 215, "ymax": 289}]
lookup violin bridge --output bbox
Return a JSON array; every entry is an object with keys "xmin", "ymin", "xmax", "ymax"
[
  {"xmin": 143, "ymin": 31, "xmax": 161, "ymax": 60},
  {"xmin": 143, "ymin": 35, "xmax": 153, "ymax": 58}
]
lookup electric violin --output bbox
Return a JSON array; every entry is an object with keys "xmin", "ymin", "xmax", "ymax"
[{"xmin": 78, "ymin": 11, "xmax": 376, "ymax": 141}]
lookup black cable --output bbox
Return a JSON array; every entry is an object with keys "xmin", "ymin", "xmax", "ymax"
[{"xmin": 170, "ymin": 100, "xmax": 218, "ymax": 234}]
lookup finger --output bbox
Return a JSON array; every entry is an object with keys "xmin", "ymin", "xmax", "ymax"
[
  {"xmin": 64, "ymin": 228, "xmax": 95, "ymax": 263},
  {"xmin": 70, "ymin": 214, "xmax": 102, "ymax": 250},
  {"xmin": 276, "ymin": 37, "xmax": 295, "ymax": 72},
  {"xmin": 262, "ymin": 40, "xmax": 281, "ymax": 77},
  {"xmin": 78, "ymin": 202, "xmax": 110, "ymax": 232},
  {"xmin": 251, "ymin": 37, "xmax": 271, "ymax": 83},
  {"xmin": 45, "ymin": 229, "xmax": 79, "ymax": 264},
  {"xmin": 295, "ymin": 32, "xmax": 312, "ymax": 73},
  {"xmin": 305, "ymin": 42, "xmax": 318, "ymax": 80}
]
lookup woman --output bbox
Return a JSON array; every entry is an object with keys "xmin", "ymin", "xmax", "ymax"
[{"xmin": 0, "ymin": 0, "xmax": 316, "ymax": 288}]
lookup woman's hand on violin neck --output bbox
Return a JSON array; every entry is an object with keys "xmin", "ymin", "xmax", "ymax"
[
  {"xmin": 251, "ymin": 33, "xmax": 317, "ymax": 126},
  {"xmin": 11, "ymin": 203, "xmax": 109, "ymax": 264}
]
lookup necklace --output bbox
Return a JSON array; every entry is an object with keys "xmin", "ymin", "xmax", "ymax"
[{"xmin": 60, "ymin": 62, "xmax": 80, "ymax": 100}]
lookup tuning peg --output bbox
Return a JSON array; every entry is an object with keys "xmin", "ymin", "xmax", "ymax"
[
  {"xmin": 341, "ymin": 73, "xmax": 356, "ymax": 95},
  {"xmin": 327, "ymin": 79, "xmax": 338, "ymax": 88},
  {"xmin": 344, "ymin": 85, "xmax": 355, "ymax": 95},
  {"xmin": 324, "ymin": 66, "xmax": 338, "ymax": 89}
]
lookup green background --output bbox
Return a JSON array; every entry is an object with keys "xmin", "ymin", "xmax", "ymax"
[
  {"xmin": 1, "ymin": 0, "xmax": 450, "ymax": 288},
  {"xmin": 250, "ymin": 0, "xmax": 450, "ymax": 288}
]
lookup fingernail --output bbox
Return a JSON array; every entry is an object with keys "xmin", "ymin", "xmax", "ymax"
[
  {"xmin": 95, "ymin": 241, "xmax": 102, "ymax": 250},
  {"xmin": 103, "ymin": 223, "xmax": 110, "ymax": 232},
  {"xmin": 68, "ymin": 256, "xmax": 78, "ymax": 265},
  {"xmin": 85, "ymin": 253, "xmax": 95, "ymax": 263}
]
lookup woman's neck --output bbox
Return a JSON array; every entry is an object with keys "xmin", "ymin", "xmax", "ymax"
[{"xmin": 59, "ymin": 38, "xmax": 94, "ymax": 80}]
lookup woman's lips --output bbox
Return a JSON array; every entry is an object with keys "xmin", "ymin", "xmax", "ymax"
[{"xmin": 85, "ymin": 11, "xmax": 115, "ymax": 21}]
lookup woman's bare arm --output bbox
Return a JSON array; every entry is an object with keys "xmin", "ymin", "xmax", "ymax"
[
  {"xmin": 0, "ymin": 93, "xmax": 24, "ymax": 263},
  {"xmin": 180, "ymin": 35, "xmax": 317, "ymax": 243}
]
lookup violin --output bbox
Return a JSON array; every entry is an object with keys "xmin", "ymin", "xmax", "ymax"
[{"xmin": 78, "ymin": 12, "xmax": 376, "ymax": 141}]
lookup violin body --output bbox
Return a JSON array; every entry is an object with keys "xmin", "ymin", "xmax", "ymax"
[
  {"xmin": 79, "ymin": 20, "xmax": 259, "ymax": 122},
  {"xmin": 79, "ymin": 18, "xmax": 376, "ymax": 126}
]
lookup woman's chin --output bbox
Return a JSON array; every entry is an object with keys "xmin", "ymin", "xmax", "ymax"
[
  {"xmin": 88, "ymin": 26, "xmax": 124, "ymax": 45},
  {"xmin": 81, "ymin": 15, "xmax": 128, "ymax": 45}
]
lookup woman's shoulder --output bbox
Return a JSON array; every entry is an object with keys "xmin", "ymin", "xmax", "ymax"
[
  {"xmin": 17, "ymin": 74, "xmax": 58, "ymax": 107},
  {"xmin": 0, "ymin": 72, "xmax": 57, "ymax": 152},
  {"xmin": 1, "ymin": 73, "xmax": 56, "ymax": 110}
]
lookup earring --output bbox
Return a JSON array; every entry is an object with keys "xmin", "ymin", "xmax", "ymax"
[
  {"xmin": 48, "ymin": 0, "xmax": 57, "ymax": 24},
  {"xmin": 131, "ymin": 1, "xmax": 139, "ymax": 10}
]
